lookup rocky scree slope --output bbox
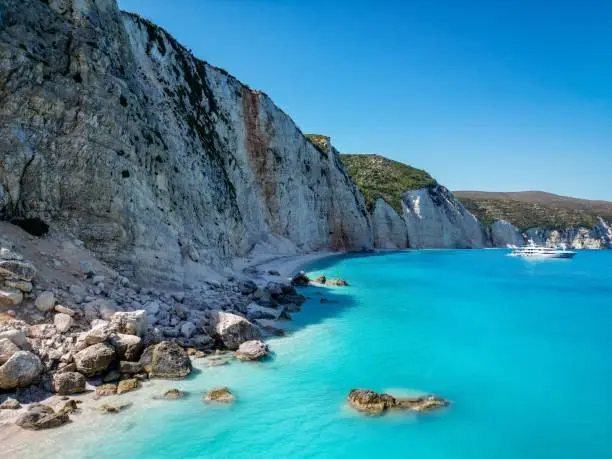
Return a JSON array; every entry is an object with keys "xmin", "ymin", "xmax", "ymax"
[
  {"xmin": 455, "ymin": 191, "xmax": 612, "ymax": 248},
  {"xmin": 340, "ymin": 154, "xmax": 489, "ymax": 249},
  {"xmin": 0, "ymin": 0, "xmax": 372, "ymax": 287}
]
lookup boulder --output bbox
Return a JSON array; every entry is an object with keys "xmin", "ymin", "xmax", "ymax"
[
  {"xmin": 0, "ymin": 351, "xmax": 43, "ymax": 389},
  {"xmin": 95, "ymin": 384, "xmax": 118, "ymax": 396},
  {"xmin": 0, "ymin": 329, "xmax": 28, "ymax": 348},
  {"xmin": 246, "ymin": 303, "xmax": 284, "ymax": 321},
  {"xmin": 34, "ymin": 291, "xmax": 55, "ymax": 312},
  {"xmin": 211, "ymin": 311, "xmax": 262, "ymax": 350},
  {"xmin": 180, "ymin": 321, "xmax": 197, "ymax": 339},
  {"xmin": 5, "ymin": 280, "xmax": 33, "ymax": 292},
  {"xmin": 55, "ymin": 305, "xmax": 76, "ymax": 317},
  {"xmin": 116, "ymin": 378, "xmax": 139, "ymax": 394},
  {"xmin": 0, "ymin": 397, "xmax": 21, "ymax": 409},
  {"xmin": 347, "ymin": 389, "xmax": 449, "ymax": 415},
  {"xmin": 54, "ymin": 313, "xmax": 74, "ymax": 333},
  {"xmin": 235, "ymin": 340, "xmax": 269, "ymax": 361},
  {"xmin": 16, "ymin": 404, "xmax": 69, "ymax": 430},
  {"xmin": 103, "ymin": 370, "xmax": 121, "ymax": 383},
  {"xmin": 83, "ymin": 299, "xmax": 117, "ymax": 321},
  {"xmin": 119, "ymin": 361, "xmax": 142, "ymax": 374},
  {"xmin": 52, "ymin": 372, "xmax": 86, "ymax": 395},
  {"xmin": 290, "ymin": 271, "xmax": 310, "ymax": 287},
  {"xmin": 84, "ymin": 322, "xmax": 115, "ymax": 345},
  {"xmin": 238, "ymin": 280, "xmax": 258, "ymax": 295},
  {"xmin": 203, "ymin": 387, "xmax": 235, "ymax": 403},
  {"xmin": 0, "ymin": 287, "xmax": 23, "ymax": 306},
  {"xmin": 0, "ymin": 260, "xmax": 37, "ymax": 281},
  {"xmin": 148, "ymin": 341, "xmax": 192, "ymax": 379},
  {"xmin": 110, "ymin": 310, "xmax": 147, "ymax": 336},
  {"xmin": 109, "ymin": 334, "xmax": 143, "ymax": 361},
  {"xmin": 74, "ymin": 343, "xmax": 116, "ymax": 377},
  {"xmin": 0, "ymin": 337, "xmax": 20, "ymax": 365}
]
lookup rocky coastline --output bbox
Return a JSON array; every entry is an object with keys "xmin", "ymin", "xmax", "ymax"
[{"xmin": 0, "ymin": 222, "xmax": 339, "ymax": 441}]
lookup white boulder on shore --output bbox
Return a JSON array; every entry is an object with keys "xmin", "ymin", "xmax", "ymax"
[
  {"xmin": 211, "ymin": 311, "xmax": 262, "ymax": 350},
  {"xmin": 0, "ymin": 351, "xmax": 43, "ymax": 389}
]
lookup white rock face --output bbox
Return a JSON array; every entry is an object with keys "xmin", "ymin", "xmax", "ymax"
[
  {"xmin": 0, "ymin": 0, "xmax": 372, "ymax": 287},
  {"xmin": 490, "ymin": 220, "xmax": 524, "ymax": 247},
  {"xmin": 401, "ymin": 186, "xmax": 488, "ymax": 248},
  {"xmin": 526, "ymin": 221, "xmax": 612, "ymax": 249},
  {"xmin": 371, "ymin": 199, "xmax": 408, "ymax": 249}
]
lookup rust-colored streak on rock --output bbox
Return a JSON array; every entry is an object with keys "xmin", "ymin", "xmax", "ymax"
[
  {"xmin": 330, "ymin": 219, "xmax": 350, "ymax": 250},
  {"xmin": 242, "ymin": 88, "xmax": 276, "ymax": 224}
]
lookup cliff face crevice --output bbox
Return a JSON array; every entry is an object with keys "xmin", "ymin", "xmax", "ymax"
[{"xmin": 0, "ymin": 0, "xmax": 373, "ymax": 286}]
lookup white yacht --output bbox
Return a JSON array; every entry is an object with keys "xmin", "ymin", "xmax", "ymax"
[{"xmin": 508, "ymin": 240, "xmax": 577, "ymax": 259}]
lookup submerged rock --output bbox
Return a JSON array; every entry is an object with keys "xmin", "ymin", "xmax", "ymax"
[
  {"xmin": 347, "ymin": 389, "xmax": 449, "ymax": 415},
  {"xmin": 235, "ymin": 340, "xmax": 269, "ymax": 361},
  {"xmin": 96, "ymin": 402, "xmax": 132, "ymax": 414},
  {"xmin": 203, "ymin": 387, "xmax": 235, "ymax": 404},
  {"xmin": 326, "ymin": 279, "xmax": 349, "ymax": 287},
  {"xmin": 154, "ymin": 388, "xmax": 186, "ymax": 400},
  {"xmin": 16, "ymin": 404, "xmax": 69, "ymax": 430}
]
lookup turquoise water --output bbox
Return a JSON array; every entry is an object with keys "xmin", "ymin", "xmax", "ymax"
[{"xmin": 78, "ymin": 250, "xmax": 612, "ymax": 458}]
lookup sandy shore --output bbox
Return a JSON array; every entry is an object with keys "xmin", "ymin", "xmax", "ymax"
[{"xmin": 0, "ymin": 250, "xmax": 346, "ymax": 457}]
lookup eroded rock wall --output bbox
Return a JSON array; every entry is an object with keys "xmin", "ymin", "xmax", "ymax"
[
  {"xmin": 0, "ymin": 0, "xmax": 372, "ymax": 286},
  {"xmin": 400, "ymin": 186, "xmax": 488, "ymax": 248}
]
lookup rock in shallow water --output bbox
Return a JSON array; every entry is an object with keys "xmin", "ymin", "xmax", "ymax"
[
  {"xmin": 153, "ymin": 388, "xmax": 186, "ymax": 400},
  {"xmin": 117, "ymin": 378, "xmax": 139, "ymax": 394},
  {"xmin": 235, "ymin": 340, "xmax": 269, "ymax": 361},
  {"xmin": 203, "ymin": 387, "xmax": 235, "ymax": 403},
  {"xmin": 347, "ymin": 389, "xmax": 449, "ymax": 415},
  {"xmin": 16, "ymin": 404, "xmax": 69, "ymax": 430}
]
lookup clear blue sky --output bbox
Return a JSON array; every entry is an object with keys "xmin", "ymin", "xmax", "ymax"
[{"xmin": 118, "ymin": 0, "xmax": 612, "ymax": 200}]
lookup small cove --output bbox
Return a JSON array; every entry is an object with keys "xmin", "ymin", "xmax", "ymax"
[{"xmin": 7, "ymin": 249, "xmax": 612, "ymax": 458}]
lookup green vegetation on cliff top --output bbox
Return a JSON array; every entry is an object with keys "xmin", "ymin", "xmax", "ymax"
[
  {"xmin": 340, "ymin": 154, "xmax": 436, "ymax": 213},
  {"xmin": 454, "ymin": 191, "xmax": 612, "ymax": 230}
]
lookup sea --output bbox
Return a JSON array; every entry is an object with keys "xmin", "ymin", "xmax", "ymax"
[{"xmin": 16, "ymin": 249, "xmax": 612, "ymax": 458}]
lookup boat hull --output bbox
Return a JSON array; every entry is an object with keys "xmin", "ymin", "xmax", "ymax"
[{"xmin": 509, "ymin": 252, "xmax": 576, "ymax": 259}]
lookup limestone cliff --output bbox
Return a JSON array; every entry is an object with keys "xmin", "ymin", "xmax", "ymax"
[
  {"xmin": 0, "ymin": 0, "xmax": 372, "ymax": 286},
  {"xmin": 371, "ymin": 199, "xmax": 408, "ymax": 249},
  {"xmin": 400, "ymin": 186, "xmax": 488, "ymax": 248}
]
